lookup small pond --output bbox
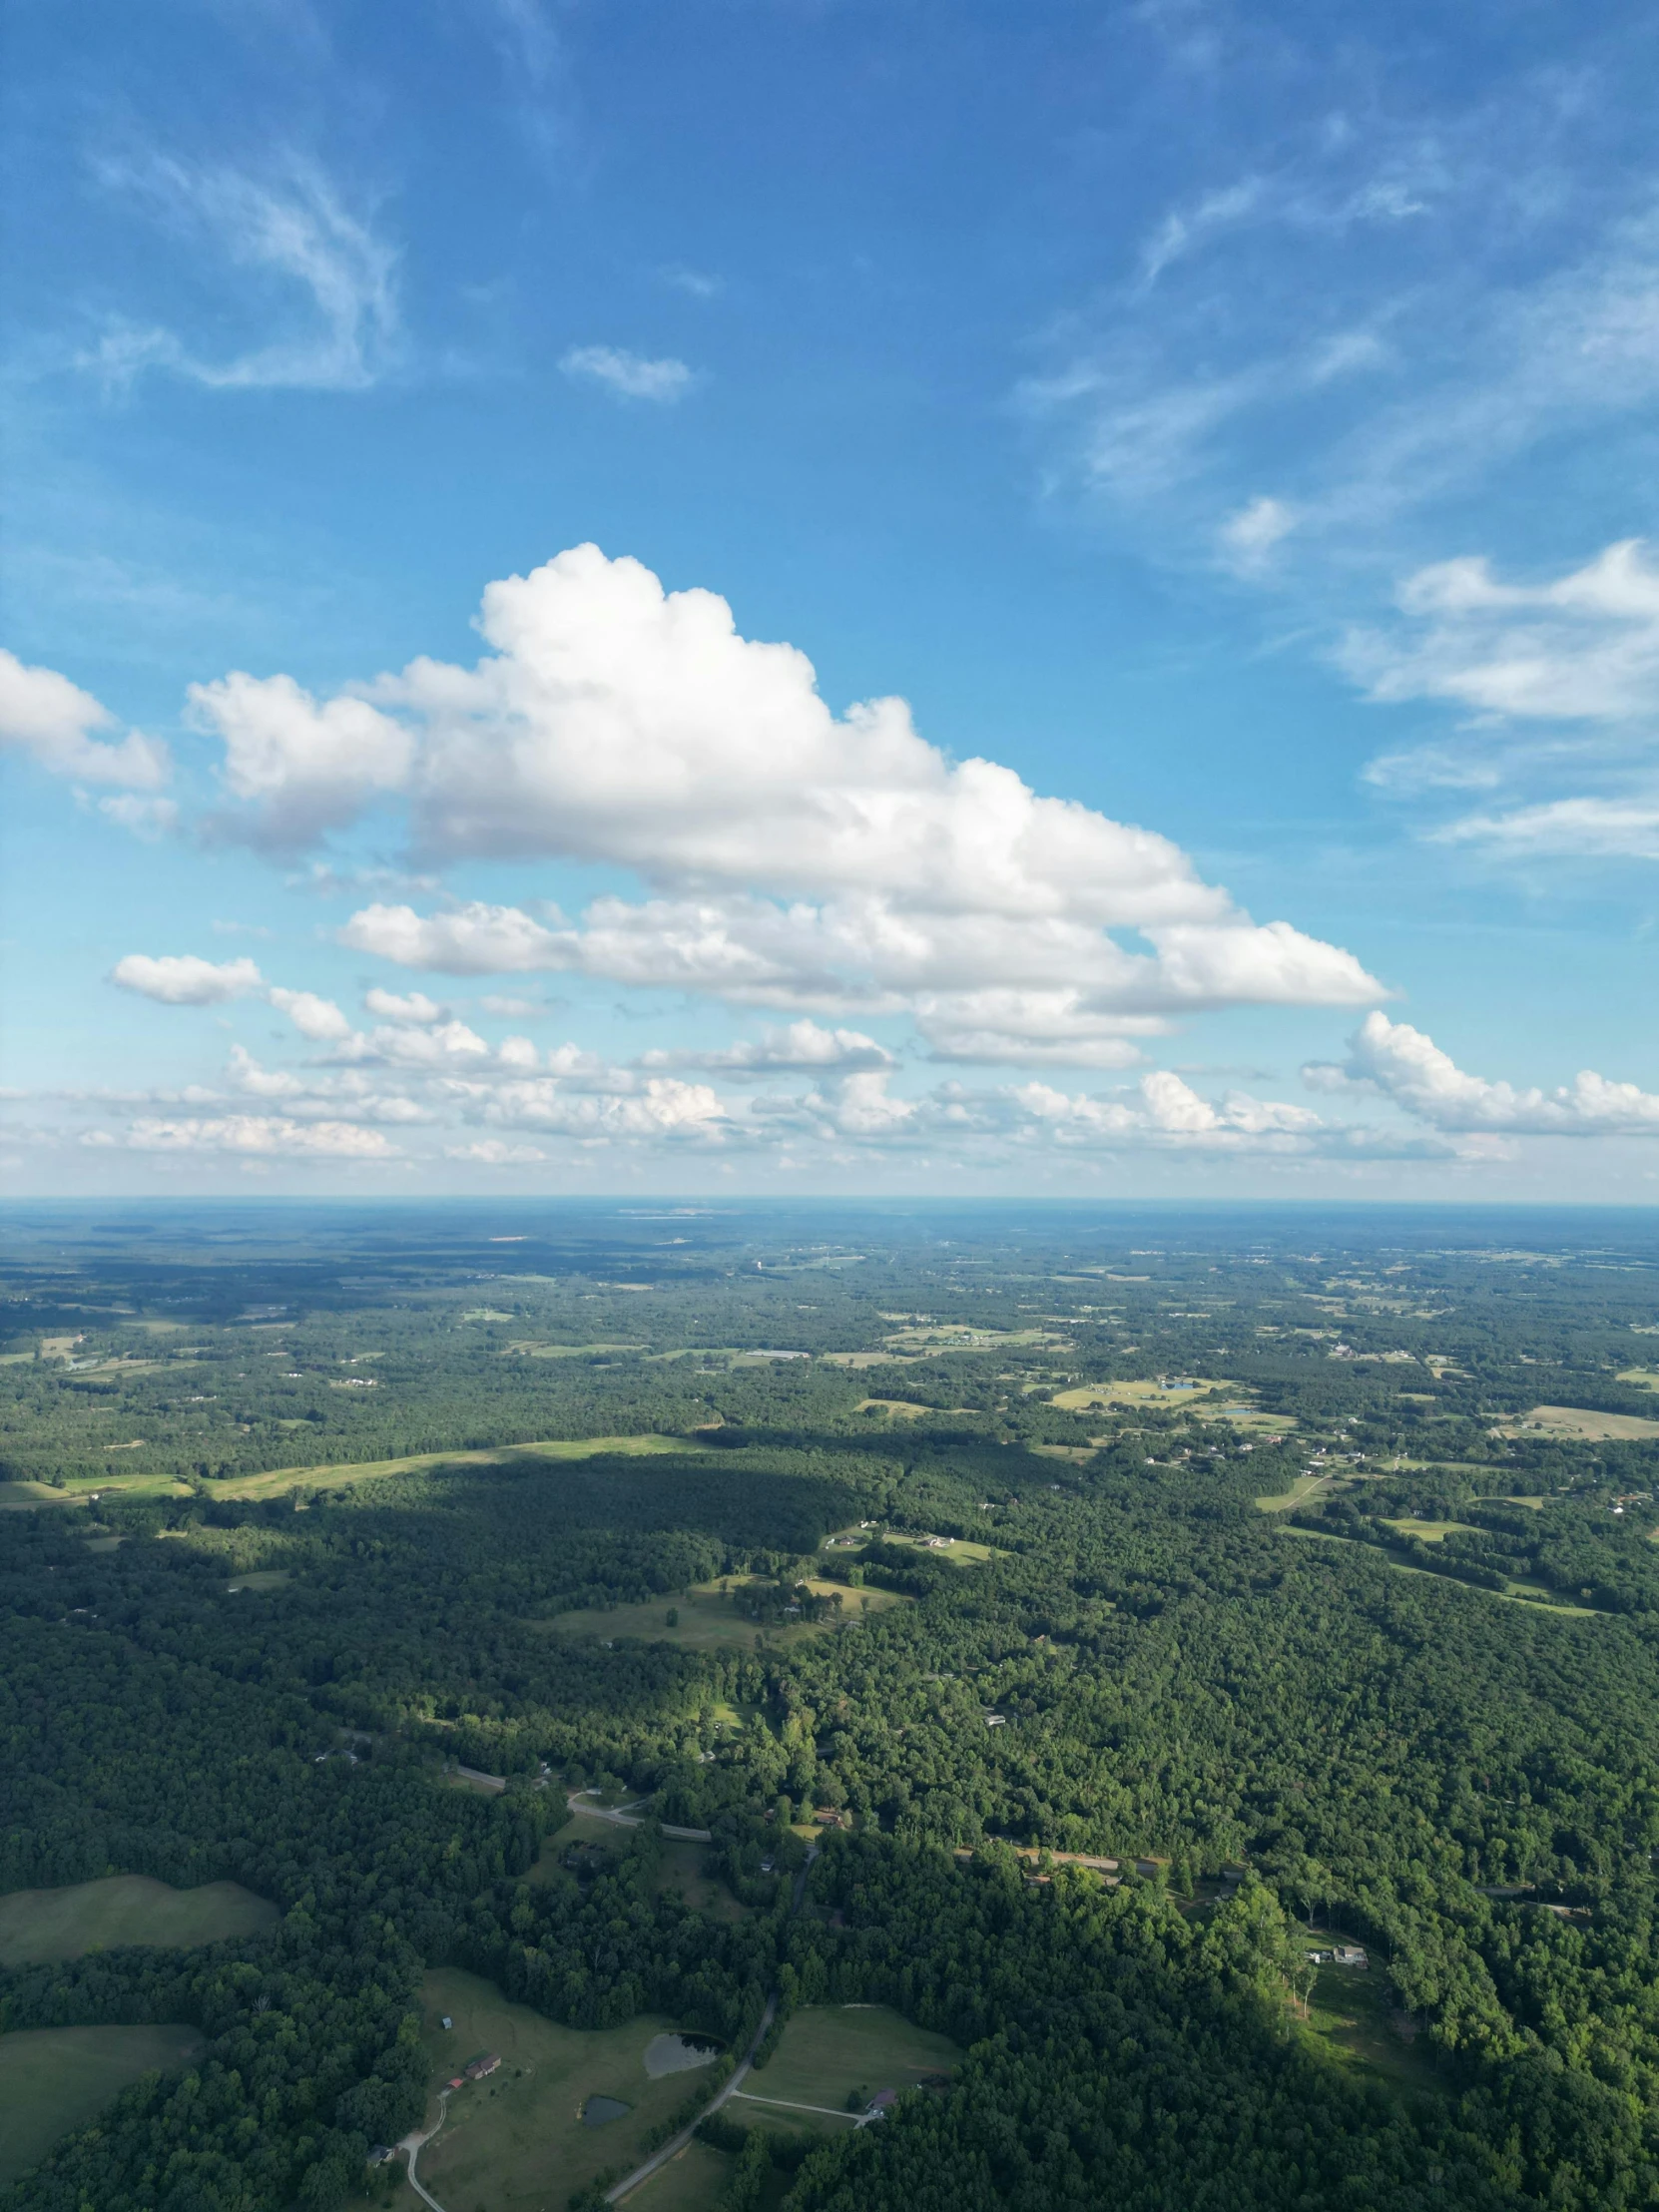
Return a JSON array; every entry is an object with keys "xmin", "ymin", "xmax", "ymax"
[
  {"xmin": 582, "ymin": 2095, "xmax": 632, "ymax": 2127},
  {"xmin": 643, "ymin": 2032, "xmax": 722, "ymax": 2080}
]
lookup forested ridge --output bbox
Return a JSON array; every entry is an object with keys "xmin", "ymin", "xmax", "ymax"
[{"xmin": 1, "ymin": 1202, "xmax": 1657, "ymax": 2207}]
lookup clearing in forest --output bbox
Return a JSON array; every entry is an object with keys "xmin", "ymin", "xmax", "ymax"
[
  {"xmin": 0, "ymin": 2025, "xmax": 205, "ymax": 2185},
  {"xmin": 880, "ymin": 1324, "xmax": 1068, "ymax": 1353},
  {"xmin": 1292, "ymin": 1937, "xmax": 1440, "ymax": 2095},
  {"xmin": 1254, "ymin": 1472, "xmax": 1335, "ymax": 1513},
  {"xmin": 414, "ymin": 1968, "xmax": 722, "ymax": 2210},
  {"xmin": 540, "ymin": 1574, "xmax": 909, "ymax": 1651},
  {"xmin": 1498, "ymin": 1404, "xmax": 1659, "ymax": 1441},
  {"xmin": 0, "ymin": 1875, "xmax": 277, "ymax": 1965},
  {"xmin": 1051, "ymin": 1379, "xmax": 1231, "ymax": 1411},
  {"xmin": 730, "ymin": 2004, "xmax": 960, "ymax": 2132}
]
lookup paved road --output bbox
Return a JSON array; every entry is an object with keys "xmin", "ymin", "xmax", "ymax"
[
  {"xmin": 569, "ymin": 1791, "xmax": 714, "ymax": 1843},
  {"xmin": 604, "ymin": 1847, "xmax": 818, "ymax": 2205}
]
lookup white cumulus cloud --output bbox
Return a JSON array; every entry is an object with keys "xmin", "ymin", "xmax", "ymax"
[
  {"xmin": 121, "ymin": 1115, "xmax": 397, "ymax": 1158},
  {"xmin": 1305, "ymin": 1011, "xmax": 1659, "ymax": 1135},
  {"xmin": 111, "ymin": 953, "xmax": 265, "ymax": 1005},
  {"xmin": 363, "ymin": 987, "xmax": 446, "ymax": 1025},
  {"xmin": 268, "ymin": 987, "xmax": 355, "ymax": 1043},
  {"xmin": 0, "ymin": 651, "xmax": 170, "ymax": 787},
  {"xmin": 189, "ymin": 670, "xmax": 413, "ymax": 846},
  {"xmin": 640, "ymin": 1020, "xmax": 893, "ymax": 1077},
  {"xmin": 202, "ymin": 544, "xmax": 1388, "ymax": 1064}
]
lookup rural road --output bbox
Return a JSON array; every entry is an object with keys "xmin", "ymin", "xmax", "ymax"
[
  {"xmin": 399, "ymin": 2086, "xmax": 454, "ymax": 2212},
  {"xmin": 400, "ymin": 1785, "xmax": 776, "ymax": 2210},
  {"xmin": 569, "ymin": 1790, "xmax": 714, "ymax": 1843},
  {"xmin": 604, "ymin": 1846, "xmax": 819, "ymax": 2206}
]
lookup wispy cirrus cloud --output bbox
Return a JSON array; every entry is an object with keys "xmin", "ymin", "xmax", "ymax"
[
  {"xmin": 80, "ymin": 152, "xmax": 402, "ymax": 393},
  {"xmin": 560, "ymin": 345, "xmax": 695, "ymax": 402}
]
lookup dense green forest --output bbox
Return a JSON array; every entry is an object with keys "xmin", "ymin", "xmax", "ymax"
[{"xmin": 1, "ymin": 1201, "xmax": 1657, "ymax": 2208}]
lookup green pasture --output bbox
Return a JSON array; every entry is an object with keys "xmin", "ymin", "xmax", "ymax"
[
  {"xmin": 0, "ymin": 1875, "xmax": 277, "ymax": 1965},
  {"xmin": 1498, "ymin": 1404, "xmax": 1659, "ymax": 1441},
  {"xmin": 731, "ymin": 2004, "xmax": 959, "ymax": 2133},
  {"xmin": 1380, "ymin": 1517, "xmax": 1480, "ymax": 1543},
  {"xmin": 628, "ymin": 2136, "xmax": 735, "ymax": 2212},
  {"xmin": 1254, "ymin": 1472, "xmax": 1333, "ymax": 1513},
  {"xmin": 415, "ymin": 1967, "xmax": 723, "ymax": 2210},
  {"xmin": 1052, "ymin": 1379, "xmax": 1230, "ymax": 1411},
  {"xmin": 0, "ymin": 2024, "xmax": 205, "ymax": 2185}
]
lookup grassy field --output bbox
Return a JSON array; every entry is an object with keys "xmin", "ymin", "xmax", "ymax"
[
  {"xmin": 1254, "ymin": 1472, "xmax": 1334, "ymax": 1513},
  {"xmin": 730, "ymin": 2005, "xmax": 960, "ymax": 2135},
  {"xmin": 880, "ymin": 1324, "xmax": 1066, "ymax": 1353},
  {"xmin": 1500, "ymin": 1404, "xmax": 1659, "ymax": 1441},
  {"xmin": 1293, "ymin": 1947, "xmax": 1440, "ymax": 2095},
  {"xmin": 541, "ymin": 1575, "xmax": 909, "ymax": 1652},
  {"xmin": 877, "ymin": 1533, "xmax": 1000, "ymax": 1565},
  {"xmin": 0, "ymin": 2024, "xmax": 205, "ymax": 2185},
  {"xmin": 1052, "ymin": 1379, "xmax": 1229, "ymax": 1411},
  {"xmin": 501, "ymin": 1341, "xmax": 648, "ymax": 1359},
  {"xmin": 414, "ymin": 1967, "xmax": 724, "ymax": 2212},
  {"xmin": 0, "ymin": 1875, "xmax": 277, "ymax": 1965},
  {"xmin": 625, "ymin": 2137, "xmax": 735, "ymax": 2212},
  {"xmin": 0, "ymin": 1432, "xmax": 707, "ymax": 1512},
  {"xmin": 1381, "ymin": 1517, "xmax": 1480, "ymax": 1543},
  {"xmin": 854, "ymin": 1397, "xmax": 929, "ymax": 1418}
]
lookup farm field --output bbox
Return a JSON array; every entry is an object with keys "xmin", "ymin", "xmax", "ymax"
[
  {"xmin": 1051, "ymin": 1379, "xmax": 1230, "ymax": 1410},
  {"xmin": 628, "ymin": 2136, "xmax": 734, "ymax": 2212},
  {"xmin": 880, "ymin": 1324, "xmax": 1067, "ymax": 1352},
  {"xmin": 0, "ymin": 1432, "xmax": 704, "ymax": 1511},
  {"xmin": 0, "ymin": 1874, "xmax": 277, "ymax": 1965},
  {"xmin": 541, "ymin": 1574, "xmax": 909, "ymax": 1651},
  {"xmin": 1499, "ymin": 1404, "xmax": 1659, "ymax": 1441},
  {"xmin": 0, "ymin": 2025, "xmax": 205, "ymax": 2185},
  {"xmin": 415, "ymin": 1967, "xmax": 721, "ymax": 2212},
  {"xmin": 729, "ymin": 2004, "xmax": 960, "ymax": 2133}
]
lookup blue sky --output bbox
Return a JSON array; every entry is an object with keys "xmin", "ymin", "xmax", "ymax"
[{"xmin": 5, "ymin": 0, "xmax": 1659, "ymax": 1198}]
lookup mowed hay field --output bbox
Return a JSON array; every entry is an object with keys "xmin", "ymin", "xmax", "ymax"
[
  {"xmin": 1052, "ymin": 1380, "xmax": 1231, "ymax": 1412},
  {"xmin": 629, "ymin": 2136, "xmax": 734, "ymax": 2212},
  {"xmin": 1501, "ymin": 1404, "xmax": 1659, "ymax": 1441},
  {"xmin": 541, "ymin": 1575, "xmax": 909, "ymax": 1652},
  {"xmin": 0, "ymin": 2024, "xmax": 205, "ymax": 2185},
  {"xmin": 0, "ymin": 1874, "xmax": 278, "ymax": 1965},
  {"xmin": 416, "ymin": 1967, "xmax": 724, "ymax": 2211},
  {"xmin": 729, "ymin": 2005, "xmax": 961, "ymax": 2135}
]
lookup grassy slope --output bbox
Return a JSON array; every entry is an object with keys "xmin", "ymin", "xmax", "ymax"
[
  {"xmin": 0, "ymin": 1875, "xmax": 277, "ymax": 1966},
  {"xmin": 0, "ymin": 2026, "xmax": 205, "ymax": 2185},
  {"xmin": 415, "ymin": 1968, "xmax": 721, "ymax": 2210}
]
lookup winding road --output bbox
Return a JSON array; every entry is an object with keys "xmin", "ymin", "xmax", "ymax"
[
  {"xmin": 604, "ymin": 1845, "xmax": 817, "ymax": 2205},
  {"xmin": 397, "ymin": 1812, "xmax": 815, "ymax": 2212}
]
